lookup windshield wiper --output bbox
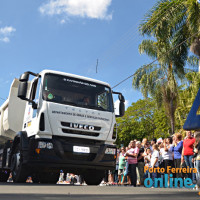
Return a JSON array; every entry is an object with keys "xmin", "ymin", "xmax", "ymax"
[
  {"xmin": 86, "ymin": 105, "xmax": 107, "ymax": 111},
  {"xmin": 97, "ymin": 106, "xmax": 106, "ymax": 111},
  {"xmin": 63, "ymin": 101, "xmax": 78, "ymax": 106},
  {"xmin": 64, "ymin": 102, "xmax": 107, "ymax": 111}
]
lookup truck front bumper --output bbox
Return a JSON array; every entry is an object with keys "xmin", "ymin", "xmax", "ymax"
[{"xmin": 25, "ymin": 136, "xmax": 116, "ymax": 171}]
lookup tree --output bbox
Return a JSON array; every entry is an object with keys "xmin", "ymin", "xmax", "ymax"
[
  {"xmin": 133, "ymin": 0, "xmax": 200, "ymax": 134},
  {"xmin": 176, "ymin": 71, "xmax": 200, "ymax": 128},
  {"xmin": 132, "ymin": 34, "xmax": 188, "ymax": 134},
  {"xmin": 139, "ymin": 0, "xmax": 200, "ymax": 71},
  {"xmin": 116, "ymin": 98, "xmax": 170, "ymax": 147}
]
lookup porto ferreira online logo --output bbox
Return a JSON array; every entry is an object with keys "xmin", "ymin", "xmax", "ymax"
[{"xmin": 144, "ymin": 166, "xmax": 197, "ymax": 188}]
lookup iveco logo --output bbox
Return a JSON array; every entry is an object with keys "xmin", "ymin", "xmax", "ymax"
[{"xmin": 70, "ymin": 123, "xmax": 95, "ymax": 131}]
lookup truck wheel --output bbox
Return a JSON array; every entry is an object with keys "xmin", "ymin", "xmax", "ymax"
[
  {"xmin": 83, "ymin": 170, "xmax": 104, "ymax": 185},
  {"xmin": 31, "ymin": 173, "xmax": 40, "ymax": 183},
  {"xmin": 0, "ymin": 169, "xmax": 9, "ymax": 182},
  {"xmin": 10, "ymin": 144, "xmax": 29, "ymax": 183}
]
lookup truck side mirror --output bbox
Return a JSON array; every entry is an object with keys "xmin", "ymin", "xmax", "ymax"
[
  {"xmin": 19, "ymin": 73, "xmax": 29, "ymax": 82},
  {"xmin": 17, "ymin": 71, "xmax": 39, "ymax": 109},
  {"xmin": 119, "ymin": 101, "xmax": 125, "ymax": 117},
  {"xmin": 18, "ymin": 81, "xmax": 28, "ymax": 100},
  {"xmin": 119, "ymin": 94, "xmax": 125, "ymax": 102},
  {"xmin": 119, "ymin": 94, "xmax": 125, "ymax": 117},
  {"xmin": 112, "ymin": 91, "xmax": 125, "ymax": 117}
]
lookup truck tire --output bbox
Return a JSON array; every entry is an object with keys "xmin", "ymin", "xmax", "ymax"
[
  {"xmin": 10, "ymin": 144, "xmax": 29, "ymax": 183},
  {"xmin": 83, "ymin": 170, "xmax": 104, "ymax": 185},
  {"xmin": 31, "ymin": 173, "xmax": 40, "ymax": 183},
  {"xmin": 0, "ymin": 169, "xmax": 9, "ymax": 182}
]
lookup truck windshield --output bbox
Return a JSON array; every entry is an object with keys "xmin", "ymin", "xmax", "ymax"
[{"xmin": 42, "ymin": 73, "xmax": 114, "ymax": 112}]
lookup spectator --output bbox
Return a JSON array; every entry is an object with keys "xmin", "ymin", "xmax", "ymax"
[
  {"xmin": 58, "ymin": 170, "xmax": 65, "ymax": 183},
  {"xmin": 194, "ymin": 132, "xmax": 200, "ymax": 189},
  {"xmin": 142, "ymin": 138, "xmax": 147, "ymax": 148},
  {"xmin": 157, "ymin": 138, "xmax": 163, "ymax": 145},
  {"xmin": 160, "ymin": 137, "xmax": 174, "ymax": 185},
  {"xmin": 114, "ymin": 149, "xmax": 120, "ymax": 184},
  {"xmin": 26, "ymin": 176, "xmax": 33, "ymax": 183},
  {"xmin": 182, "ymin": 131, "xmax": 196, "ymax": 182},
  {"xmin": 118, "ymin": 147, "xmax": 126, "ymax": 185},
  {"xmin": 7, "ymin": 173, "xmax": 13, "ymax": 182},
  {"xmin": 125, "ymin": 140, "xmax": 139, "ymax": 187},
  {"xmin": 150, "ymin": 144, "xmax": 159, "ymax": 186},
  {"xmin": 123, "ymin": 144, "xmax": 131, "ymax": 185},
  {"xmin": 69, "ymin": 174, "xmax": 77, "ymax": 185},
  {"xmin": 158, "ymin": 141, "xmax": 164, "ymax": 169},
  {"xmin": 145, "ymin": 142, "xmax": 151, "ymax": 152},
  {"xmin": 172, "ymin": 133, "xmax": 183, "ymax": 179},
  {"xmin": 150, "ymin": 138, "xmax": 157, "ymax": 152},
  {"xmin": 144, "ymin": 148, "xmax": 151, "ymax": 179},
  {"xmin": 108, "ymin": 170, "xmax": 115, "ymax": 185},
  {"xmin": 136, "ymin": 141, "xmax": 145, "ymax": 186}
]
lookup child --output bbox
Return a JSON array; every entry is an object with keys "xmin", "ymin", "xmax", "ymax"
[{"xmin": 144, "ymin": 148, "xmax": 151, "ymax": 179}]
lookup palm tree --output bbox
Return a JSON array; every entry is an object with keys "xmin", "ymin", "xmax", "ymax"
[
  {"xmin": 133, "ymin": 36, "xmax": 188, "ymax": 134},
  {"xmin": 134, "ymin": 0, "xmax": 200, "ymax": 133},
  {"xmin": 139, "ymin": 0, "xmax": 200, "ymax": 71}
]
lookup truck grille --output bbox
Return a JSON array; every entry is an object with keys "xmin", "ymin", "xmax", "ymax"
[
  {"xmin": 62, "ymin": 128, "xmax": 100, "ymax": 137},
  {"xmin": 61, "ymin": 122, "xmax": 101, "ymax": 131},
  {"xmin": 64, "ymin": 152, "xmax": 96, "ymax": 161}
]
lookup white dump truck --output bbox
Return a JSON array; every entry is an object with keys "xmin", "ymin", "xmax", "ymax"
[{"xmin": 0, "ymin": 70, "xmax": 125, "ymax": 184}]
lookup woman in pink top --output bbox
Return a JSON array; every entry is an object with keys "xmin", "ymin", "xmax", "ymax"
[{"xmin": 125, "ymin": 140, "xmax": 139, "ymax": 187}]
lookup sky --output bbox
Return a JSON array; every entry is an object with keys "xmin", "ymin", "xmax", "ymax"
[{"xmin": 0, "ymin": 0, "xmax": 156, "ymax": 110}]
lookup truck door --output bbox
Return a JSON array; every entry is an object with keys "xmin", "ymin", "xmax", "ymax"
[{"xmin": 23, "ymin": 77, "xmax": 41, "ymax": 136}]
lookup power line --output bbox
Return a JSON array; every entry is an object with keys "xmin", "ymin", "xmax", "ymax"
[
  {"xmin": 99, "ymin": 0, "xmax": 185, "ymax": 69},
  {"xmin": 92, "ymin": 1, "xmax": 184, "ymax": 74},
  {"xmin": 112, "ymin": 30, "xmax": 200, "ymax": 89},
  {"xmin": 101, "ymin": 1, "xmax": 175, "ymax": 62}
]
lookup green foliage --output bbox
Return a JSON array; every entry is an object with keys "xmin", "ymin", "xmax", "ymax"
[
  {"xmin": 176, "ymin": 72, "xmax": 200, "ymax": 128},
  {"xmin": 133, "ymin": 0, "xmax": 200, "ymax": 134},
  {"xmin": 119, "ymin": 0, "xmax": 200, "ymax": 144},
  {"xmin": 153, "ymin": 107, "xmax": 170, "ymax": 138},
  {"xmin": 117, "ymin": 72, "xmax": 200, "ymax": 147},
  {"xmin": 116, "ymin": 98, "xmax": 170, "ymax": 147},
  {"xmin": 139, "ymin": 0, "xmax": 200, "ymax": 56},
  {"xmin": 133, "ymin": 35, "xmax": 185, "ymax": 134},
  {"xmin": 117, "ymin": 0, "xmax": 200, "ymax": 145}
]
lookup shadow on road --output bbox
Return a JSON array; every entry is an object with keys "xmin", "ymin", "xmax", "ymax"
[{"xmin": 0, "ymin": 192, "xmax": 199, "ymax": 200}]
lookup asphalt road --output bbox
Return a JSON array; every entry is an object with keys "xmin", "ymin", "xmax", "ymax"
[{"xmin": 0, "ymin": 183, "xmax": 199, "ymax": 200}]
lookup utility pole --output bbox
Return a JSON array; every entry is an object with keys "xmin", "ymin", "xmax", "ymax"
[{"xmin": 96, "ymin": 59, "xmax": 98, "ymax": 73}]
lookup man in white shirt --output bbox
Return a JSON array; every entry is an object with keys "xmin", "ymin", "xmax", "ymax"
[{"xmin": 150, "ymin": 144, "xmax": 159, "ymax": 185}]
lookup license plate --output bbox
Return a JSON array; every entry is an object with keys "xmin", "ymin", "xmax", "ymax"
[
  {"xmin": 73, "ymin": 146, "xmax": 90, "ymax": 153},
  {"xmin": 105, "ymin": 148, "xmax": 116, "ymax": 155}
]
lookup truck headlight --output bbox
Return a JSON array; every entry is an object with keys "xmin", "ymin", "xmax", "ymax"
[
  {"xmin": 38, "ymin": 141, "xmax": 53, "ymax": 149},
  {"xmin": 105, "ymin": 148, "xmax": 116, "ymax": 155},
  {"xmin": 46, "ymin": 142, "xmax": 53, "ymax": 149},
  {"xmin": 38, "ymin": 141, "xmax": 47, "ymax": 149}
]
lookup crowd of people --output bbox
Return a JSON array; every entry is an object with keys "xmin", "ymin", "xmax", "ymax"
[
  {"xmin": 5, "ymin": 131, "xmax": 200, "ymax": 188},
  {"xmin": 101, "ymin": 131, "xmax": 200, "ymax": 189},
  {"xmin": 57, "ymin": 171, "xmax": 85, "ymax": 185}
]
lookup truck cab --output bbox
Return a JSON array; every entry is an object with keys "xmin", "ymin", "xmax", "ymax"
[{"xmin": 0, "ymin": 70, "xmax": 125, "ymax": 184}]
